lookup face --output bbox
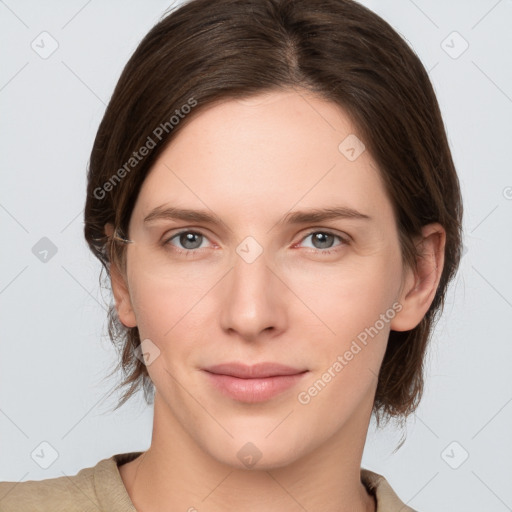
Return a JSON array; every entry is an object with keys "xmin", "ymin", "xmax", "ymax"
[{"xmin": 113, "ymin": 89, "xmax": 419, "ymax": 470}]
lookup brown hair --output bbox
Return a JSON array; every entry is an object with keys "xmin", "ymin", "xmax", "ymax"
[{"xmin": 84, "ymin": 0, "xmax": 463, "ymax": 428}]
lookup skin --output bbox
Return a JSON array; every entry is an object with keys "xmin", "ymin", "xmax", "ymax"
[{"xmin": 106, "ymin": 88, "xmax": 445, "ymax": 512}]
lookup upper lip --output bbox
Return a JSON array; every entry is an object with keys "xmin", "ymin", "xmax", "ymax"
[{"xmin": 203, "ymin": 362, "xmax": 308, "ymax": 379}]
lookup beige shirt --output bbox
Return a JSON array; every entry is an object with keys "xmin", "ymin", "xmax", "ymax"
[{"xmin": 0, "ymin": 452, "xmax": 417, "ymax": 511}]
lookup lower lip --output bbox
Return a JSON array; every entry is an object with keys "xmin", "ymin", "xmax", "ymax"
[{"xmin": 204, "ymin": 371, "xmax": 307, "ymax": 403}]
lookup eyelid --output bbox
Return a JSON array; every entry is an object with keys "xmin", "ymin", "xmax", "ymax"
[
  {"xmin": 297, "ymin": 228, "xmax": 351, "ymax": 245},
  {"xmin": 163, "ymin": 228, "xmax": 216, "ymax": 248}
]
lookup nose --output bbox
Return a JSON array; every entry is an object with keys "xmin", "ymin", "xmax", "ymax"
[{"xmin": 219, "ymin": 248, "xmax": 288, "ymax": 342}]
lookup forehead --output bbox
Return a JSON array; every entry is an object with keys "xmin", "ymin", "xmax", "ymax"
[{"xmin": 132, "ymin": 89, "xmax": 394, "ymax": 228}]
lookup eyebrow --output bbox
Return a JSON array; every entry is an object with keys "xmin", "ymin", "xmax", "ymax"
[{"xmin": 143, "ymin": 205, "xmax": 371, "ymax": 225}]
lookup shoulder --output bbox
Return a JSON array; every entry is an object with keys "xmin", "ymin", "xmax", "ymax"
[
  {"xmin": 0, "ymin": 452, "xmax": 142, "ymax": 512},
  {"xmin": 0, "ymin": 465, "xmax": 98, "ymax": 512},
  {"xmin": 361, "ymin": 468, "xmax": 418, "ymax": 512}
]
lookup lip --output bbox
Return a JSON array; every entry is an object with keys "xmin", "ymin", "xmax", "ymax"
[
  {"xmin": 202, "ymin": 362, "xmax": 308, "ymax": 403},
  {"xmin": 204, "ymin": 362, "xmax": 306, "ymax": 378}
]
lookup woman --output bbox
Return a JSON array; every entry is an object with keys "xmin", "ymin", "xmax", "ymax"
[{"xmin": 0, "ymin": 0, "xmax": 463, "ymax": 510}]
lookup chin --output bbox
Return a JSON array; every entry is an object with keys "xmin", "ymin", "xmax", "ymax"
[
  {"xmin": 198, "ymin": 423, "xmax": 313, "ymax": 472},
  {"xmin": 215, "ymin": 443, "xmax": 305, "ymax": 471}
]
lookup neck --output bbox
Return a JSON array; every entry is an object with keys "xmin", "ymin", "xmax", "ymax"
[{"xmin": 121, "ymin": 393, "xmax": 376, "ymax": 512}]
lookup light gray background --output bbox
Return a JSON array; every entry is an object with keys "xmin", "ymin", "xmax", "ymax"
[{"xmin": 1, "ymin": 1, "xmax": 511, "ymax": 510}]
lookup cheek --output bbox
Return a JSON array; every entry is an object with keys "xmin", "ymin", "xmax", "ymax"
[
  {"xmin": 127, "ymin": 275, "xmax": 197, "ymax": 393},
  {"xmin": 284, "ymin": 252, "xmax": 402, "ymax": 416},
  {"xmin": 293, "ymin": 263, "xmax": 399, "ymax": 427},
  {"xmin": 125, "ymin": 267, "xmax": 220, "ymax": 392},
  {"xmin": 284, "ymin": 251, "xmax": 402, "ymax": 342},
  {"xmin": 128, "ymin": 276, "xmax": 175, "ymax": 339},
  {"xmin": 126, "ymin": 263, "xmax": 213, "ymax": 340}
]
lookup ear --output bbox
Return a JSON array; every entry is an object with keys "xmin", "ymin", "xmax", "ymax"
[
  {"xmin": 390, "ymin": 223, "xmax": 446, "ymax": 332},
  {"xmin": 104, "ymin": 223, "xmax": 137, "ymax": 328}
]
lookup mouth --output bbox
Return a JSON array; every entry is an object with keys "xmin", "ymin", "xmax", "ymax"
[{"xmin": 202, "ymin": 362, "xmax": 309, "ymax": 403}]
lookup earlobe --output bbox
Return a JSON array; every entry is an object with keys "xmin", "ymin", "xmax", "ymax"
[
  {"xmin": 390, "ymin": 223, "xmax": 446, "ymax": 332},
  {"xmin": 104, "ymin": 223, "xmax": 137, "ymax": 329}
]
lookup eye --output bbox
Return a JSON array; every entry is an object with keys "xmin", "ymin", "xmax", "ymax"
[
  {"xmin": 164, "ymin": 230, "xmax": 211, "ymax": 251},
  {"xmin": 162, "ymin": 229, "xmax": 348, "ymax": 256},
  {"xmin": 298, "ymin": 231, "xmax": 348, "ymax": 252}
]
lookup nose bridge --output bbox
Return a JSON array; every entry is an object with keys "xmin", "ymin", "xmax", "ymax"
[
  {"xmin": 219, "ymin": 240, "xmax": 286, "ymax": 339},
  {"xmin": 232, "ymin": 241, "xmax": 271, "ymax": 299}
]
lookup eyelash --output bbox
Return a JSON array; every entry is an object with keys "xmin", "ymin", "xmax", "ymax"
[{"xmin": 162, "ymin": 229, "xmax": 349, "ymax": 257}]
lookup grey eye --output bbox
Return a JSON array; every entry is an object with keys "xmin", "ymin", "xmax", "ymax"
[
  {"xmin": 167, "ymin": 231, "xmax": 206, "ymax": 250},
  {"xmin": 304, "ymin": 232, "xmax": 338, "ymax": 249},
  {"xmin": 312, "ymin": 232, "xmax": 335, "ymax": 249}
]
